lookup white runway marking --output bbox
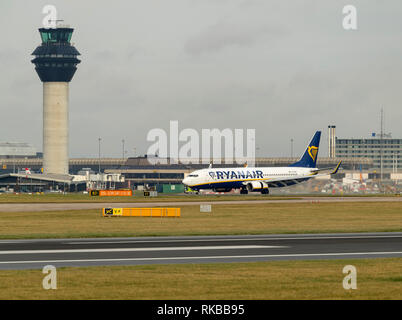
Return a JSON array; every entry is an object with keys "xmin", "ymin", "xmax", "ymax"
[
  {"xmin": 0, "ymin": 251, "xmax": 401, "ymax": 265},
  {"xmin": 0, "ymin": 245, "xmax": 285, "ymax": 255}
]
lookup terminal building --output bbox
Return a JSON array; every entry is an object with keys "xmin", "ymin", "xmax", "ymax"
[{"xmin": 335, "ymin": 135, "xmax": 402, "ymax": 171}]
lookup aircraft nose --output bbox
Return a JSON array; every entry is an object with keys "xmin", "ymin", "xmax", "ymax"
[{"xmin": 182, "ymin": 177, "xmax": 189, "ymax": 185}]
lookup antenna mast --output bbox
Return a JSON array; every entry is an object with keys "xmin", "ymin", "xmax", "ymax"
[{"xmin": 380, "ymin": 107, "xmax": 384, "ymax": 183}]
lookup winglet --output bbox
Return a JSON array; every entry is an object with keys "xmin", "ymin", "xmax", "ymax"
[{"xmin": 331, "ymin": 160, "xmax": 342, "ymax": 175}]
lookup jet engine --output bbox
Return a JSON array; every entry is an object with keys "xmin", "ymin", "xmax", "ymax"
[{"xmin": 246, "ymin": 181, "xmax": 268, "ymax": 192}]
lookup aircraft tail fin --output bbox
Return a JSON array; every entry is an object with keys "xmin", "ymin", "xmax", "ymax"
[{"xmin": 289, "ymin": 131, "xmax": 321, "ymax": 168}]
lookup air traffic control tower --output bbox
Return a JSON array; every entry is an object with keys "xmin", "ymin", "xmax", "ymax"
[{"xmin": 31, "ymin": 26, "xmax": 81, "ymax": 175}]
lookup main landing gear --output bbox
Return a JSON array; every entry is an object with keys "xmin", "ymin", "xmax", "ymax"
[
  {"xmin": 240, "ymin": 188, "xmax": 269, "ymax": 195},
  {"xmin": 261, "ymin": 189, "xmax": 269, "ymax": 195}
]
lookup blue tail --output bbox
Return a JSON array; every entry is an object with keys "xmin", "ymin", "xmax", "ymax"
[{"xmin": 289, "ymin": 131, "xmax": 321, "ymax": 168}]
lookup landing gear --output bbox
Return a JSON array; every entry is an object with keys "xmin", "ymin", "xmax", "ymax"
[
  {"xmin": 261, "ymin": 188, "xmax": 269, "ymax": 195},
  {"xmin": 240, "ymin": 188, "xmax": 248, "ymax": 195}
]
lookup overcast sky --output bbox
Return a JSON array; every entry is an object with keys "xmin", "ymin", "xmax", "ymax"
[{"xmin": 1, "ymin": 0, "xmax": 401, "ymax": 159}]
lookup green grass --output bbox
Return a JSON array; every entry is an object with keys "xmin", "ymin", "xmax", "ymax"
[
  {"xmin": 0, "ymin": 258, "xmax": 401, "ymax": 299},
  {"xmin": 0, "ymin": 202, "xmax": 401, "ymax": 239}
]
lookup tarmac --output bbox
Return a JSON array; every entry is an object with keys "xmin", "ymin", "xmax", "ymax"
[{"xmin": 0, "ymin": 232, "xmax": 401, "ymax": 269}]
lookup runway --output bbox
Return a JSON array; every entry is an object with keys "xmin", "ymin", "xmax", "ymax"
[
  {"xmin": 0, "ymin": 196, "xmax": 401, "ymax": 212},
  {"xmin": 0, "ymin": 232, "xmax": 401, "ymax": 269}
]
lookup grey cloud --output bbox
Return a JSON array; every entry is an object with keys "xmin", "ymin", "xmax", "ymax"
[
  {"xmin": 185, "ymin": 22, "xmax": 283, "ymax": 55},
  {"xmin": 92, "ymin": 50, "xmax": 116, "ymax": 61}
]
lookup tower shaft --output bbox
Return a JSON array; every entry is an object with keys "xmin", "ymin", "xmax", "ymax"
[{"xmin": 43, "ymin": 82, "xmax": 69, "ymax": 175}]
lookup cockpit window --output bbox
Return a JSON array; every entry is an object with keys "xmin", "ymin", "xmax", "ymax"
[{"xmin": 188, "ymin": 174, "xmax": 198, "ymax": 177}]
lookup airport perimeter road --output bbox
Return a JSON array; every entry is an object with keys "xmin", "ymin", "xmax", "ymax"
[
  {"xmin": 0, "ymin": 196, "xmax": 401, "ymax": 212},
  {"xmin": 0, "ymin": 232, "xmax": 401, "ymax": 269}
]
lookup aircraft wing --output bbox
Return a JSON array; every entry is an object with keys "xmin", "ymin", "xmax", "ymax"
[
  {"xmin": 259, "ymin": 161, "xmax": 342, "ymax": 188},
  {"xmin": 261, "ymin": 175, "xmax": 313, "ymax": 188}
]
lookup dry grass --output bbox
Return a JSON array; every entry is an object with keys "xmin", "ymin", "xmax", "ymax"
[
  {"xmin": 0, "ymin": 258, "xmax": 401, "ymax": 299},
  {"xmin": 0, "ymin": 202, "xmax": 401, "ymax": 239}
]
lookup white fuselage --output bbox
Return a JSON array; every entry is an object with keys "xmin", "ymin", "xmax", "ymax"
[{"xmin": 182, "ymin": 166, "xmax": 317, "ymax": 191}]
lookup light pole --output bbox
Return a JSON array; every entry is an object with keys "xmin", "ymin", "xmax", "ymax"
[
  {"xmin": 122, "ymin": 139, "xmax": 125, "ymax": 160},
  {"xmin": 290, "ymin": 138, "xmax": 294, "ymax": 158},
  {"xmin": 98, "ymin": 137, "xmax": 101, "ymax": 175},
  {"xmin": 98, "ymin": 137, "xmax": 102, "ymax": 189},
  {"xmin": 12, "ymin": 147, "xmax": 16, "ymax": 174},
  {"xmin": 380, "ymin": 108, "xmax": 383, "ymax": 183}
]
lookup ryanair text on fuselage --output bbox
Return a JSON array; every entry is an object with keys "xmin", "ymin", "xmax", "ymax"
[{"xmin": 211, "ymin": 170, "xmax": 263, "ymax": 180}]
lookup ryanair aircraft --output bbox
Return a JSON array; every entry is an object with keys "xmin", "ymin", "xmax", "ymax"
[{"xmin": 182, "ymin": 131, "xmax": 341, "ymax": 194}]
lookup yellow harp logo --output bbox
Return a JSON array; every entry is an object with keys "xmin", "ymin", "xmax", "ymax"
[{"xmin": 308, "ymin": 146, "xmax": 318, "ymax": 161}]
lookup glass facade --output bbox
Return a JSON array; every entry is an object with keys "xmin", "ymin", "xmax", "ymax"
[{"xmin": 40, "ymin": 29, "xmax": 73, "ymax": 44}]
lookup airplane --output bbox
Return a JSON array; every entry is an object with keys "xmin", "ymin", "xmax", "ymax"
[{"xmin": 182, "ymin": 131, "xmax": 342, "ymax": 195}]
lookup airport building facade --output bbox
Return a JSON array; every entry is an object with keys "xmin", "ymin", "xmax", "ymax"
[{"xmin": 335, "ymin": 136, "xmax": 402, "ymax": 171}]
